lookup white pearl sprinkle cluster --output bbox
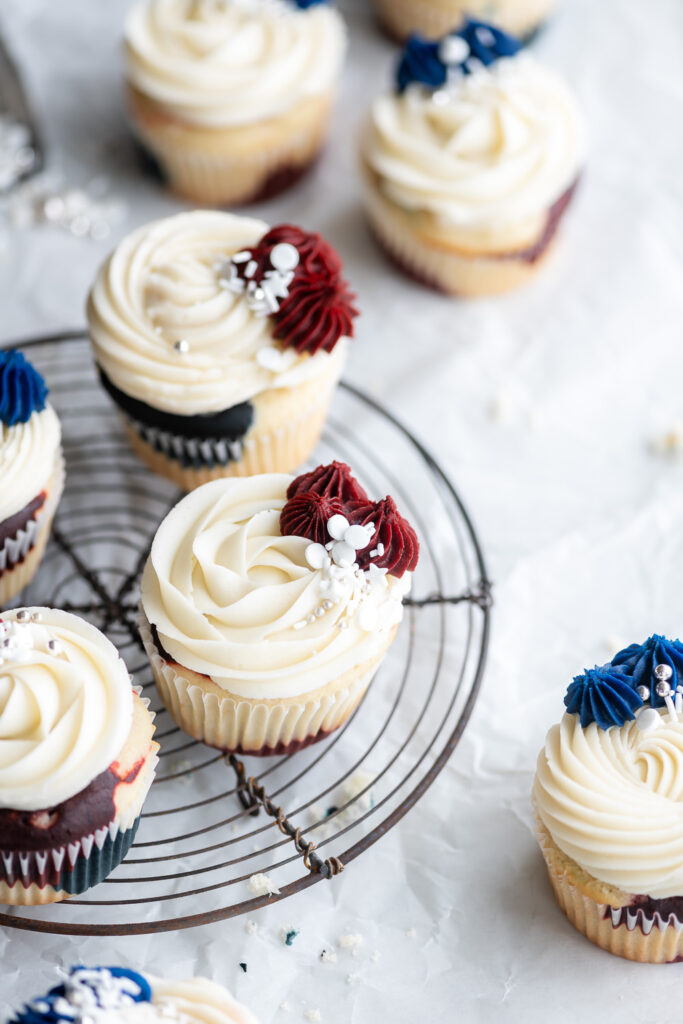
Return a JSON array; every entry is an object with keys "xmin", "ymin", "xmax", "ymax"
[
  {"xmin": 219, "ymin": 240, "xmax": 300, "ymax": 317},
  {"xmin": 27, "ymin": 968, "xmax": 160, "ymax": 1023},
  {"xmin": 293, "ymin": 515, "xmax": 388, "ymax": 633},
  {"xmin": 0, "ymin": 612, "xmax": 62, "ymax": 666},
  {"xmin": 432, "ymin": 25, "xmax": 502, "ymax": 103},
  {"xmin": 635, "ymin": 663, "xmax": 683, "ymax": 733}
]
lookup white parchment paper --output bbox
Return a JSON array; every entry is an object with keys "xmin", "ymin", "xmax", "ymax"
[{"xmin": 1, "ymin": 0, "xmax": 683, "ymax": 1020}]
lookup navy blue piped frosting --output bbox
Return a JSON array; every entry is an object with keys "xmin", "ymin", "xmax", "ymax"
[
  {"xmin": 564, "ymin": 666, "xmax": 644, "ymax": 731},
  {"xmin": 0, "ymin": 349, "xmax": 49, "ymax": 427},
  {"xmin": 396, "ymin": 19, "xmax": 521, "ymax": 93},
  {"xmin": 290, "ymin": 0, "xmax": 328, "ymax": 8},
  {"xmin": 11, "ymin": 967, "xmax": 151, "ymax": 1024},
  {"xmin": 611, "ymin": 634, "xmax": 683, "ymax": 709}
]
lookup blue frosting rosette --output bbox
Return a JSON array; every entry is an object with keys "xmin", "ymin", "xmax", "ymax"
[
  {"xmin": 11, "ymin": 967, "xmax": 152, "ymax": 1024},
  {"xmin": 0, "ymin": 349, "xmax": 49, "ymax": 427},
  {"xmin": 564, "ymin": 666, "xmax": 644, "ymax": 731},
  {"xmin": 396, "ymin": 18, "xmax": 521, "ymax": 93},
  {"xmin": 611, "ymin": 634, "xmax": 683, "ymax": 709}
]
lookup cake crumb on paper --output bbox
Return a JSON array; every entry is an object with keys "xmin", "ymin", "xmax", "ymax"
[
  {"xmin": 304, "ymin": 1012, "xmax": 321, "ymax": 1023},
  {"xmin": 338, "ymin": 932, "xmax": 363, "ymax": 953},
  {"xmin": 248, "ymin": 872, "xmax": 280, "ymax": 897},
  {"xmin": 650, "ymin": 423, "xmax": 683, "ymax": 457},
  {"xmin": 320, "ymin": 948, "xmax": 337, "ymax": 964},
  {"xmin": 245, "ymin": 920, "xmax": 258, "ymax": 935}
]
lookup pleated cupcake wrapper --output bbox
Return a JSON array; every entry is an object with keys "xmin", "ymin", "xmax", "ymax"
[
  {"xmin": 363, "ymin": 176, "xmax": 550, "ymax": 298},
  {"xmin": 373, "ymin": 0, "xmax": 554, "ymax": 40},
  {"xmin": 0, "ymin": 819, "xmax": 140, "ymax": 905},
  {"xmin": 123, "ymin": 392, "xmax": 331, "ymax": 491},
  {"xmin": 129, "ymin": 417, "xmax": 245, "ymax": 469},
  {"xmin": 130, "ymin": 99, "xmax": 329, "ymax": 205},
  {"xmin": 0, "ymin": 450, "xmax": 65, "ymax": 605},
  {"xmin": 534, "ymin": 816, "xmax": 683, "ymax": 963},
  {"xmin": 140, "ymin": 613, "xmax": 377, "ymax": 753}
]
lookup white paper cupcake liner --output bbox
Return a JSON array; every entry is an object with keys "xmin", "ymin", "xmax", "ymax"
[
  {"xmin": 0, "ymin": 449, "xmax": 65, "ymax": 605},
  {"xmin": 140, "ymin": 612, "xmax": 382, "ymax": 754}
]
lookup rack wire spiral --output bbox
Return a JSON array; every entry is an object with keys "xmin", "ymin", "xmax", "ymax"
[{"xmin": 0, "ymin": 330, "xmax": 491, "ymax": 936}]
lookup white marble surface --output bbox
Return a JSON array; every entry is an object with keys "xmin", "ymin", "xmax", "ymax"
[{"xmin": 1, "ymin": 0, "xmax": 683, "ymax": 1020}]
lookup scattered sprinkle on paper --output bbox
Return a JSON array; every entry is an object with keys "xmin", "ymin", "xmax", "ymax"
[
  {"xmin": 650, "ymin": 423, "xmax": 683, "ymax": 457},
  {"xmin": 248, "ymin": 872, "xmax": 280, "ymax": 897},
  {"xmin": 245, "ymin": 920, "xmax": 258, "ymax": 935},
  {"xmin": 320, "ymin": 949, "xmax": 337, "ymax": 963},
  {"xmin": 239, "ymin": 963, "xmax": 247, "ymax": 974},
  {"xmin": 281, "ymin": 927, "xmax": 299, "ymax": 946},
  {"xmin": 338, "ymin": 932, "xmax": 363, "ymax": 951}
]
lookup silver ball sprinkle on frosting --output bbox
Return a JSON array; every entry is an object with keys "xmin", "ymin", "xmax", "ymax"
[
  {"xmin": 656, "ymin": 680, "xmax": 672, "ymax": 698},
  {"xmin": 173, "ymin": 339, "xmax": 189, "ymax": 354},
  {"xmin": 654, "ymin": 663, "xmax": 673, "ymax": 682},
  {"xmin": 636, "ymin": 685, "xmax": 650, "ymax": 701}
]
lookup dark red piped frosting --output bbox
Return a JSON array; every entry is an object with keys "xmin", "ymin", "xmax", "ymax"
[
  {"xmin": 280, "ymin": 492, "xmax": 345, "ymax": 546},
  {"xmin": 281, "ymin": 462, "xmax": 419, "ymax": 579},
  {"xmin": 286, "ymin": 461, "xmax": 369, "ymax": 503},
  {"xmin": 347, "ymin": 497, "xmax": 419, "ymax": 576},
  {"xmin": 232, "ymin": 225, "xmax": 358, "ymax": 356}
]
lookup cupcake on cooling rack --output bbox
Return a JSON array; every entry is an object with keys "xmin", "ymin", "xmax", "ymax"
[
  {"xmin": 373, "ymin": 0, "xmax": 557, "ymax": 44},
  {"xmin": 10, "ymin": 966, "xmax": 260, "ymax": 1024},
  {"xmin": 139, "ymin": 461, "xmax": 419, "ymax": 754},
  {"xmin": 533, "ymin": 634, "xmax": 683, "ymax": 963},
  {"xmin": 0, "ymin": 350, "xmax": 65, "ymax": 606},
  {"xmin": 0, "ymin": 608, "xmax": 158, "ymax": 905},
  {"xmin": 87, "ymin": 211, "xmax": 357, "ymax": 491},
  {"xmin": 124, "ymin": 0, "xmax": 347, "ymax": 204},
  {"xmin": 360, "ymin": 21, "xmax": 585, "ymax": 297}
]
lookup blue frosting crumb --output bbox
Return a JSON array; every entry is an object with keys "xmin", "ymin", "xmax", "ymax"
[
  {"xmin": 290, "ymin": 0, "xmax": 328, "ymax": 8},
  {"xmin": 396, "ymin": 19, "xmax": 521, "ymax": 93},
  {"xmin": 564, "ymin": 666, "xmax": 644, "ymax": 730},
  {"xmin": 10, "ymin": 967, "xmax": 152, "ymax": 1024},
  {"xmin": 0, "ymin": 349, "xmax": 49, "ymax": 427},
  {"xmin": 611, "ymin": 634, "xmax": 683, "ymax": 708}
]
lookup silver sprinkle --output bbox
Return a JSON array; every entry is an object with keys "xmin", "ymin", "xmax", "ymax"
[
  {"xmin": 636, "ymin": 685, "xmax": 650, "ymax": 701},
  {"xmin": 654, "ymin": 663, "xmax": 673, "ymax": 682},
  {"xmin": 174, "ymin": 339, "xmax": 189, "ymax": 354},
  {"xmin": 15, "ymin": 609, "xmax": 30, "ymax": 622},
  {"xmin": 656, "ymin": 680, "xmax": 672, "ymax": 698}
]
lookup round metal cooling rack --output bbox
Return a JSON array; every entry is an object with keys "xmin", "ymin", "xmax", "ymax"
[{"xmin": 0, "ymin": 330, "xmax": 491, "ymax": 936}]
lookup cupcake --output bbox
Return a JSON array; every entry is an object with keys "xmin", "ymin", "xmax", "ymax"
[
  {"xmin": 0, "ymin": 608, "xmax": 158, "ymax": 905},
  {"xmin": 124, "ymin": 0, "xmax": 347, "ymax": 205},
  {"xmin": 533, "ymin": 634, "xmax": 683, "ymax": 963},
  {"xmin": 373, "ymin": 0, "xmax": 557, "ymax": 44},
  {"xmin": 360, "ymin": 21, "xmax": 585, "ymax": 297},
  {"xmin": 139, "ymin": 461, "xmax": 418, "ymax": 754},
  {"xmin": 0, "ymin": 350, "xmax": 65, "ymax": 606},
  {"xmin": 10, "ymin": 966, "xmax": 260, "ymax": 1024},
  {"xmin": 87, "ymin": 211, "xmax": 357, "ymax": 491}
]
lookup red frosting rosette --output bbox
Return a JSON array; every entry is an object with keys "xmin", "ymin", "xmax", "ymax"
[
  {"xmin": 280, "ymin": 463, "xmax": 419, "ymax": 579},
  {"xmin": 225, "ymin": 225, "xmax": 358, "ymax": 356}
]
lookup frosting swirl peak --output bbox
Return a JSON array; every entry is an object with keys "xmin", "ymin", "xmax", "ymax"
[{"xmin": 0, "ymin": 610, "xmax": 134, "ymax": 811}]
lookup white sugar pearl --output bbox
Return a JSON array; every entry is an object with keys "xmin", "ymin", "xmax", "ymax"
[
  {"xmin": 270, "ymin": 242, "xmax": 300, "ymax": 272},
  {"xmin": 438, "ymin": 35, "xmax": 470, "ymax": 66},
  {"xmin": 344, "ymin": 524, "xmax": 371, "ymax": 550},
  {"xmin": 636, "ymin": 707, "xmax": 661, "ymax": 733},
  {"xmin": 332, "ymin": 541, "xmax": 355, "ymax": 567},
  {"xmin": 256, "ymin": 346, "xmax": 284, "ymax": 371},
  {"xmin": 305, "ymin": 543, "xmax": 328, "ymax": 569},
  {"xmin": 327, "ymin": 514, "xmax": 350, "ymax": 540},
  {"xmin": 232, "ymin": 250, "xmax": 251, "ymax": 264}
]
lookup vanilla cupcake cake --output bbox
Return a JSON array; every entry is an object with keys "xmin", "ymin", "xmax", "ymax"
[
  {"xmin": 10, "ymin": 966, "xmax": 260, "ymax": 1024},
  {"xmin": 373, "ymin": 0, "xmax": 557, "ymax": 44},
  {"xmin": 0, "ymin": 609, "xmax": 158, "ymax": 905},
  {"xmin": 124, "ymin": 0, "xmax": 347, "ymax": 204},
  {"xmin": 361, "ymin": 21, "xmax": 585, "ymax": 296},
  {"xmin": 140, "ymin": 461, "xmax": 418, "ymax": 754},
  {"xmin": 534, "ymin": 634, "xmax": 683, "ymax": 962},
  {"xmin": 87, "ymin": 211, "xmax": 357, "ymax": 490},
  {"xmin": 0, "ymin": 350, "xmax": 64, "ymax": 606}
]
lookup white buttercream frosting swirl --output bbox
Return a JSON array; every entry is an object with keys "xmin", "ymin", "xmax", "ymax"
[
  {"xmin": 0, "ymin": 405, "xmax": 61, "ymax": 522},
  {"xmin": 149, "ymin": 976, "xmax": 260, "ymax": 1024},
  {"xmin": 140, "ymin": 474, "xmax": 410, "ymax": 699},
  {"xmin": 365, "ymin": 55, "xmax": 584, "ymax": 227},
  {"xmin": 124, "ymin": 0, "xmax": 346, "ymax": 128},
  {"xmin": 87, "ymin": 211, "xmax": 348, "ymax": 416},
  {"xmin": 534, "ymin": 711, "xmax": 683, "ymax": 899},
  {"xmin": 0, "ymin": 609, "xmax": 134, "ymax": 811}
]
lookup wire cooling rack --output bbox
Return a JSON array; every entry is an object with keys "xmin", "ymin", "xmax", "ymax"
[{"xmin": 0, "ymin": 330, "xmax": 491, "ymax": 936}]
